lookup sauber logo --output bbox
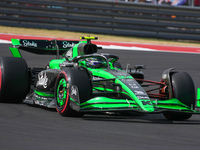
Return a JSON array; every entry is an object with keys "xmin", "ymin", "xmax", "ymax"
[{"xmin": 36, "ymin": 72, "xmax": 48, "ymax": 88}]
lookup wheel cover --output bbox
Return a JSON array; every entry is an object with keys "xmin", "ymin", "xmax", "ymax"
[{"xmin": 56, "ymin": 78, "xmax": 67, "ymax": 107}]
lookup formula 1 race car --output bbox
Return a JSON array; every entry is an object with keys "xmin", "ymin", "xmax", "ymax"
[{"xmin": 0, "ymin": 36, "xmax": 200, "ymax": 121}]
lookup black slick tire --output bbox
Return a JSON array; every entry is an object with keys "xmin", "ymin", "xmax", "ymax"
[
  {"xmin": 55, "ymin": 68, "xmax": 92, "ymax": 117},
  {"xmin": 163, "ymin": 72, "xmax": 195, "ymax": 121},
  {"xmin": 0, "ymin": 57, "xmax": 29, "ymax": 103}
]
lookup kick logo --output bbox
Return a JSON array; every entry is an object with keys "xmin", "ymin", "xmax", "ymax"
[{"xmin": 36, "ymin": 72, "xmax": 48, "ymax": 88}]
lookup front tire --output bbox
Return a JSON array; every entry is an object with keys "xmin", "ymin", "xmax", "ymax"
[
  {"xmin": 55, "ymin": 68, "xmax": 92, "ymax": 117},
  {"xmin": 163, "ymin": 72, "xmax": 195, "ymax": 121}
]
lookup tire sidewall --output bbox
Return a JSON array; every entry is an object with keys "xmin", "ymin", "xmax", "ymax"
[{"xmin": 171, "ymin": 72, "xmax": 195, "ymax": 109}]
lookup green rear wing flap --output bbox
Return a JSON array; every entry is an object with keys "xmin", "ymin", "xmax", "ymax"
[{"xmin": 9, "ymin": 39, "xmax": 79, "ymax": 57}]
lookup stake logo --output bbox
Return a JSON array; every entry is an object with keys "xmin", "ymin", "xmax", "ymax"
[
  {"xmin": 36, "ymin": 72, "xmax": 48, "ymax": 88},
  {"xmin": 63, "ymin": 41, "xmax": 76, "ymax": 48},
  {"xmin": 22, "ymin": 40, "xmax": 37, "ymax": 47}
]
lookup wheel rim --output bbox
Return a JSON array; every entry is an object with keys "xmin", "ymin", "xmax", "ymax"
[{"xmin": 56, "ymin": 78, "xmax": 67, "ymax": 107}]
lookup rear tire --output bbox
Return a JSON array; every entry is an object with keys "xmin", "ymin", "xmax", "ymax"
[
  {"xmin": 0, "ymin": 57, "xmax": 29, "ymax": 103},
  {"xmin": 55, "ymin": 68, "xmax": 92, "ymax": 117},
  {"xmin": 163, "ymin": 72, "xmax": 195, "ymax": 121}
]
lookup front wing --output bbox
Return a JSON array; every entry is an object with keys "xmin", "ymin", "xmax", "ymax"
[
  {"xmin": 79, "ymin": 97, "xmax": 200, "ymax": 114},
  {"xmin": 24, "ymin": 90, "xmax": 200, "ymax": 114}
]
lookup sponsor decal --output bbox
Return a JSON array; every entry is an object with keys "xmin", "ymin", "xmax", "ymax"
[
  {"xmin": 70, "ymin": 85, "xmax": 80, "ymax": 111},
  {"xmin": 92, "ymin": 76, "xmax": 103, "ymax": 80},
  {"xmin": 63, "ymin": 41, "xmax": 76, "ymax": 48},
  {"xmin": 36, "ymin": 72, "xmax": 48, "ymax": 88},
  {"xmin": 129, "ymin": 83, "xmax": 139, "ymax": 89},
  {"xmin": 70, "ymin": 85, "xmax": 80, "ymax": 110},
  {"xmin": 111, "ymin": 71, "xmax": 127, "ymax": 76},
  {"xmin": 34, "ymin": 94, "xmax": 47, "ymax": 101},
  {"xmin": 142, "ymin": 101, "xmax": 152, "ymax": 105},
  {"xmin": 134, "ymin": 90, "xmax": 145, "ymax": 95},
  {"xmin": 22, "ymin": 40, "xmax": 37, "ymax": 47},
  {"xmin": 137, "ymin": 96, "xmax": 150, "ymax": 100},
  {"xmin": 71, "ymin": 85, "xmax": 78, "ymax": 96}
]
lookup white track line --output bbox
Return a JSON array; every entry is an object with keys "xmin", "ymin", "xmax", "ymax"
[
  {"xmin": 99, "ymin": 45, "xmax": 157, "ymax": 51},
  {"xmin": 0, "ymin": 39, "xmax": 11, "ymax": 43}
]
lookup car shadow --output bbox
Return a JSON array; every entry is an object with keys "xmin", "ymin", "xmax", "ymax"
[
  {"xmin": 82, "ymin": 112, "xmax": 200, "ymax": 125},
  {"xmin": 21, "ymin": 102, "xmax": 200, "ymax": 124}
]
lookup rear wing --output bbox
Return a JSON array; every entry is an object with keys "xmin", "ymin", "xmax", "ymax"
[{"xmin": 9, "ymin": 39, "xmax": 79, "ymax": 58}]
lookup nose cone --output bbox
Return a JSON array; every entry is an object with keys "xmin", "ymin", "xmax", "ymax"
[{"xmin": 140, "ymin": 100, "xmax": 155, "ymax": 112}]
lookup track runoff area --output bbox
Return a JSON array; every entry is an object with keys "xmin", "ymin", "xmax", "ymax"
[{"xmin": 0, "ymin": 33, "xmax": 200, "ymax": 54}]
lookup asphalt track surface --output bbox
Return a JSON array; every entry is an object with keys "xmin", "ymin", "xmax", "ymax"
[{"xmin": 1, "ymin": 43, "xmax": 200, "ymax": 150}]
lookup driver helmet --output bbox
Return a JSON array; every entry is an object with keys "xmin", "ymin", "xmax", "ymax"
[{"xmin": 85, "ymin": 57, "xmax": 105, "ymax": 68}]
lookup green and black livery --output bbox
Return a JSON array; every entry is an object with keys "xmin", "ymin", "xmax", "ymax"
[{"xmin": 1, "ymin": 36, "xmax": 200, "ymax": 121}]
